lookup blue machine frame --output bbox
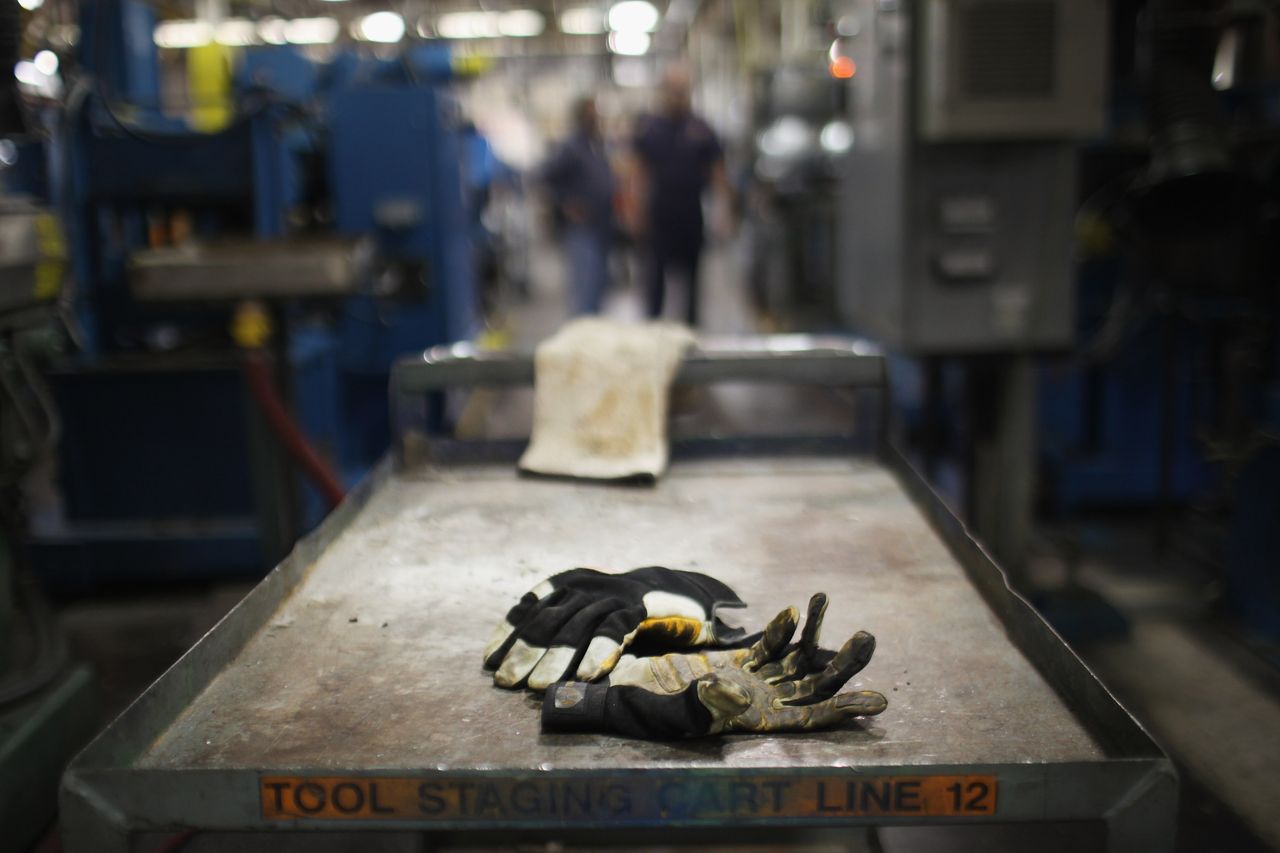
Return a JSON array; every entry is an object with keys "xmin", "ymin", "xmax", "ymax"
[{"xmin": 25, "ymin": 2, "xmax": 476, "ymax": 589}]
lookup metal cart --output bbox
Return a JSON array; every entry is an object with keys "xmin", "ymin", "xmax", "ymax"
[{"xmin": 60, "ymin": 340, "xmax": 1176, "ymax": 851}]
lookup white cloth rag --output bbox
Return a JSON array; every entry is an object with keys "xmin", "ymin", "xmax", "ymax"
[{"xmin": 518, "ymin": 318, "xmax": 696, "ymax": 482}]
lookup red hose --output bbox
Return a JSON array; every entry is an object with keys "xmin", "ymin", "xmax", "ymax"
[
  {"xmin": 241, "ymin": 350, "xmax": 346, "ymax": 510},
  {"xmin": 154, "ymin": 830, "xmax": 197, "ymax": 853}
]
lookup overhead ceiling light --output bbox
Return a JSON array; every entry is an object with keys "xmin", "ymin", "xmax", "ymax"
[
  {"xmin": 33, "ymin": 49, "xmax": 58, "ymax": 76},
  {"xmin": 154, "ymin": 20, "xmax": 213, "ymax": 49},
  {"xmin": 607, "ymin": 30, "xmax": 649, "ymax": 56},
  {"xmin": 14, "ymin": 59, "xmax": 60, "ymax": 97},
  {"xmin": 437, "ymin": 11, "xmax": 500, "ymax": 39},
  {"xmin": 357, "ymin": 11, "xmax": 405, "ymax": 43},
  {"xmin": 499, "ymin": 10, "xmax": 544, "ymax": 37},
  {"xmin": 559, "ymin": 6, "xmax": 605, "ymax": 35},
  {"xmin": 758, "ymin": 116, "xmax": 813, "ymax": 159},
  {"xmin": 608, "ymin": 1, "xmax": 659, "ymax": 33},
  {"xmin": 258, "ymin": 17, "xmax": 287, "ymax": 44},
  {"xmin": 14, "ymin": 61, "xmax": 43, "ymax": 86},
  {"xmin": 16, "ymin": 0, "xmax": 43, "ymax": 10},
  {"xmin": 819, "ymin": 120, "xmax": 854, "ymax": 154},
  {"xmin": 835, "ymin": 14, "xmax": 861, "ymax": 37},
  {"xmin": 215, "ymin": 19, "xmax": 258, "ymax": 47},
  {"xmin": 284, "ymin": 17, "xmax": 340, "ymax": 45}
]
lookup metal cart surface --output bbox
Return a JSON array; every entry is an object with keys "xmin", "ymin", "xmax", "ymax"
[{"xmin": 60, "ymin": 340, "xmax": 1176, "ymax": 851}]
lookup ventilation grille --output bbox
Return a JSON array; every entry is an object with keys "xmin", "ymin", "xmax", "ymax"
[{"xmin": 957, "ymin": 1, "xmax": 1057, "ymax": 100}]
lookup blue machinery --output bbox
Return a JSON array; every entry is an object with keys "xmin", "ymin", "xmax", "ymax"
[{"xmin": 22, "ymin": 0, "xmax": 477, "ymax": 588}]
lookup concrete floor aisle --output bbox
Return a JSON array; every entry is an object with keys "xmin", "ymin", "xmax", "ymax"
[{"xmin": 501, "ymin": 234, "xmax": 757, "ymax": 349}]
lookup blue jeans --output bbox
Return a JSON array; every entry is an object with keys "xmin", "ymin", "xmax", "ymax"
[{"xmin": 564, "ymin": 224, "xmax": 610, "ymax": 315}]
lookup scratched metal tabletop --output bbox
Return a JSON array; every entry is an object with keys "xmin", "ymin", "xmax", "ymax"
[{"xmin": 137, "ymin": 455, "xmax": 1102, "ymax": 772}]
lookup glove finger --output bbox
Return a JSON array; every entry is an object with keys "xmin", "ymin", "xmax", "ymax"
[
  {"xmin": 755, "ymin": 647, "xmax": 809, "ymax": 684},
  {"xmin": 493, "ymin": 567, "xmax": 651, "ymax": 676},
  {"xmin": 771, "ymin": 690, "xmax": 888, "ymax": 731},
  {"xmin": 494, "ymin": 591, "xmax": 590, "ymax": 688},
  {"xmin": 799, "ymin": 593, "xmax": 829, "ymax": 663},
  {"xmin": 696, "ymin": 674, "xmax": 752, "ymax": 722},
  {"xmin": 527, "ymin": 597, "xmax": 625, "ymax": 691},
  {"xmin": 834, "ymin": 690, "xmax": 888, "ymax": 717},
  {"xmin": 755, "ymin": 593, "xmax": 831, "ymax": 682},
  {"xmin": 483, "ymin": 584, "xmax": 567, "ymax": 669},
  {"xmin": 773, "ymin": 631, "xmax": 876, "ymax": 705},
  {"xmin": 575, "ymin": 603, "xmax": 648, "ymax": 681},
  {"xmin": 742, "ymin": 606, "xmax": 799, "ymax": 672}
]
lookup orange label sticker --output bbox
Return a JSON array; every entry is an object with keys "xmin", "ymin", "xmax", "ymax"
[{"xmin": 260, "ymin": 774, "xmax": 997, "ymax": 822}]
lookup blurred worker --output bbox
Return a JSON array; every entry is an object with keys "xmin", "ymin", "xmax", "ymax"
[
  {"xmin": 632, "ymin": 64, "xmax": 731, "ymax": 327},
  {"xmin": 543, "ymin": 96, "xmax": 616, "ymax": 315}
]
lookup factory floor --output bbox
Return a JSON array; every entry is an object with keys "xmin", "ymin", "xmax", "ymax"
[
  {"xmin": 32, "ymin": 239, "xmax": 1280, "ymax": 852},
  {"xmin": 1026, "ymin": 527, "xmax": 1280, "ymax": 853}
]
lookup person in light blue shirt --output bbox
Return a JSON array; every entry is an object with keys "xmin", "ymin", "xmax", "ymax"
[{"xmin": 543, "ymin": 97, "xmax": 617, "ymax": 315}]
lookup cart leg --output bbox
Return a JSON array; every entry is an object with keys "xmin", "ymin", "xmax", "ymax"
[
  {"xmin": 970, "ymin": 355, "xmax": 1037, "ymax": 582},
  {"xmin": 1105, "ymin": 765, "xmax": 1178, "ymax": 853},
  {"xmin": 60, "ymin": 773, "xmax": 130, "ymax": 853}
]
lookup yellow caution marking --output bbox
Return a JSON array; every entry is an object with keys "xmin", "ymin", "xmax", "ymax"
[{"xmin": 33, "ymin": 214, "xmax": 65, "ymax": 301}]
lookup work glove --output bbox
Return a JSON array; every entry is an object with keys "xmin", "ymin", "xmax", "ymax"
[
  {"xmin": 483, "ymin": 566, "xmax": 747, "ymax": 691},
  {"xmin": 540, "ymin": 593, "xmax": 887, "ymax": 738}
]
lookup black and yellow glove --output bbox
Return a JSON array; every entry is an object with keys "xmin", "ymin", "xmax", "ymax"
[
  {"xmin": 484, "ymin": 566, "xmax": 747, "ymax": 690},
  {"xmin": 541, "ymin": 594, "xmax": 887, "ymax": 738}
]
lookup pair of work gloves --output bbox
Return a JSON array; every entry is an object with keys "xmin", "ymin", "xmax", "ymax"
[{"xmin": 483, "ymin": 567, "xmax": 887, "ymax": 739}]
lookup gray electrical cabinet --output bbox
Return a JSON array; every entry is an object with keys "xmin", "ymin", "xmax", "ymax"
[{"xmin": 837, "ymin": 0, "xmax": 1108, "ymax": 352}]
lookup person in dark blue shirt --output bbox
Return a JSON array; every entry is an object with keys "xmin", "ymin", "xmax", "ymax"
[
  {"xmin": 543, "ymin": 96, "xmax": 617, "ymax": 315},
  {"xmin": 632, "ymin": 64, "xmax": 730, "ymax": 326}
]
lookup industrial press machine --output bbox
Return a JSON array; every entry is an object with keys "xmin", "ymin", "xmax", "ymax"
[{"xmin": 8, "ymin": 0, "xmax": 480, "ymax": 588}]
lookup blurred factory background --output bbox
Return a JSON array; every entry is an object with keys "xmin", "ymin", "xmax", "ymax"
[{"xmin": 0, "ymin": 0, "xmax": 1277, "ymax": 850}]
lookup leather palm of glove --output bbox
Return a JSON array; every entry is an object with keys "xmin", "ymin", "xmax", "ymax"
[
  {"xmin": 541, "ymin": 593, "xmax": 887, "ymax": 738},
  {"xmin": 483, "ymin": 566, "xmax": 746, "ymax": 691}
]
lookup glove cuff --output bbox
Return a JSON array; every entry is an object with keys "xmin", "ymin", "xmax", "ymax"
[
  {"xmin": 541, "ymin": 679, "xmax": 714, "ymax": 739},
  {"xmin": 541, "ymin": 681, "xmax": 611, "ymax": 733}
]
